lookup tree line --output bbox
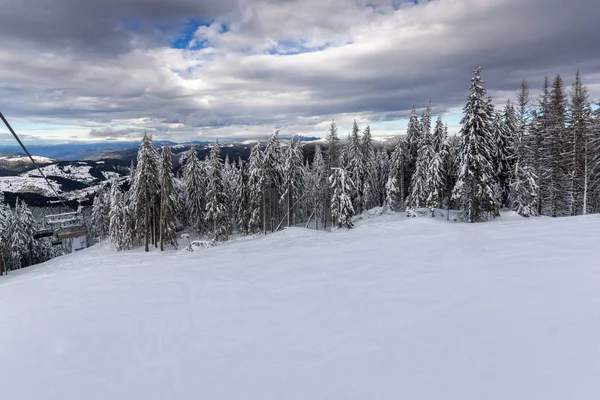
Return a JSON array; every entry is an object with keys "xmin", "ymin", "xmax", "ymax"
[{"xmin": 2, "ymin": 66, "xmax": 599, "ymax": 262}]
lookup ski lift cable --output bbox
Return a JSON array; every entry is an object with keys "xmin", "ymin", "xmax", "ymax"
[{"xmin": 0, "ymin": 110, "xmax": 70, "ymax": 210}]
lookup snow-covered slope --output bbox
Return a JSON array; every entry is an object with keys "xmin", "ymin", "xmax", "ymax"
[{"xmin": 1, "ymin": 213, "xmax": 600, "ymax": 399}]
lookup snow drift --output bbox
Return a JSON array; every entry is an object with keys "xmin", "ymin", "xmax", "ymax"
[{"xmin": 1, "ymin": 213, "xmax": 600, "ymax": 399}]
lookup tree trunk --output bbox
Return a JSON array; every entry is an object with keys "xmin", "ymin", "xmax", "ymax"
[{"xmin": 144, "ymin": 206, "xmax": 150, "ymax": 252}]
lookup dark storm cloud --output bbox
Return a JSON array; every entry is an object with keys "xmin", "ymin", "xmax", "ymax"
[{"xmin": 0, "ymin": 0, "xmax": 599, "ymax": 140}]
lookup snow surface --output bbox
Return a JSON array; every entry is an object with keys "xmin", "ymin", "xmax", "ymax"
[
  {"xmin": 21, "ymin": 163, "xmax": 95, "ymax": 184},
  {"xmin": 0, "ymin": 155, "xmax": 55, "ymax": 164},
  {"xmin": 1, "ymin": 213, "xmax": 600, "ymax": 399},
  {"xmin": 0, "ymin": 175, "xmax": 61, "ymax": 196}
]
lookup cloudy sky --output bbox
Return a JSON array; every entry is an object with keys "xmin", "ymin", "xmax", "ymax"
[{"xmin": 0, "ymin": 0, "xmax": 599, "ymax": 143}]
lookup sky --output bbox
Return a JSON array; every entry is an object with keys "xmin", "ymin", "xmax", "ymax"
[{"xmin": 0, "ymin": 0, "xmax": 599, "ymax": 144}]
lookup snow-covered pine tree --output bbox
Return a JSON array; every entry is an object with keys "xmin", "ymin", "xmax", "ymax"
[
  {"xmin": 281, "ymin": 136, "xmax": 304, "ymax": 227},
  {"xmin": 263, "ymin": 132, "xmax": 284, "ymax": 232},
  {"xmin": 205, "ymin": 141, "xmax": 229, "ymax": 242},
  {"xmin": 247, "ymin": 142, "xmax": 265, "ymax": 234},
  {"xmin": 510, "ymin": 129, "xmax": 539, "ymax": 217},
  {"xmin": 492, "ymin": 110, "xmax": 512, "ymax": 207},
  {"xmin": 361, "ymin": 125, "xmax": 378, "ymax": 211},
  {"xmin": 502, "ymin": 99, "xmax": 518, "ymax": 181},
  {"xmin": 182, "ymin": 144, "xmax": 206, "ymax": 234},
  {"xmin": 568, "ymin": 71, "xmax": 593, "ymax": 215},
  {"xmin": 407, "ymin": 117, "xmax": 434, "ymax": 210},
  {"xmin": 159, "ymin": 144, "xmax": 178, "ymax": 250},
  {"xmin": 386, "ymin": 138, "xmax": 407, "ymax": 211},
  {"xmin": 323, "ymin": 120, "xmax": 340, "ymax": 229},
  {"xmin": 509, "ymin": 79, "xmax": 539, "ymax": 217},
  {"xmin": 345, "ymin": 120, "xmax": 364, "ymax": 213},
  {"xmin": 222, "ymin": 155, "xmax": 238, "ymax": 233},
  {"xmin": 6, "ymin": 199, "xmax": 36, "ymax": 269},
  {"xmin": 132, "ymin": 134, "xmax": 161, "ymax": 251},
  {"xmin": 108, "ymin": 180, "xmax": 126, "ymax": 250},
  {"xmin": 376, "ymin": 149, "xmax": 390, "ymax": 207},
  {"xmin": 0, "ymin": 193, "xmax": 9, "ymax": 275},
  {"xmin": 329, "ymin": 167, "xmax": 355, "ymax": 229},
  {"xmin": 326, "ymin": 119, "xmax": 340, "ymax": 171},
  {"xmin": 542, "ymin": 74, "xmax": 571, "ymax": 217},
  {"xmin": 530, "ymin": 78, "xmax": 551, "ymax": 216},
  {"xmin": 303, "ymin": 145, "xmax": 324, "ymax": 229},
  {"xmin": 426, "ymin": 117, "xmax": 450, "ymax": 214},
  {"xmin": 91, "ymin": 186, "xmax": 110, "ymax": 240},
  {"xmin": 236, "ymin": 159, "xmax": 252, "ymax": 235},
  {"xmin": 452, "ymin": 67, "xmax": 499, "ymax": 222},
  {"xmin": 406, "ymin": 106, "xmax": 422, "ymax": 190},
  {"xmin": 590, "ymin": 106, "xmax": 600, "ymax": 213}
]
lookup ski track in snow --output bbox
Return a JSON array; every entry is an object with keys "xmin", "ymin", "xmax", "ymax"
[{"xmin": 1, "ymin": 212, "xmax": 600, "ymax": 399}]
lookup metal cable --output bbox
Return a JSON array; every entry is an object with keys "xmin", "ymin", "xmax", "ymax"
[{"xmin": 0, "ymin": 111, "xmax": 69, "ymax": 210}]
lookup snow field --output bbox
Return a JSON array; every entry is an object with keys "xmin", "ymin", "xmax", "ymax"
[{"xmin": 1, "ymin": 213, "xmax": 600, "ymax": 399}]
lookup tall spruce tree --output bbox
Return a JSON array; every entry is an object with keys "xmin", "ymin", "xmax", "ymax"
[
  {"xmin": 324, "ymin": 120, "xmax": 340, "ymax": 229},
  {"xmin": 492, "ymin": 110, "xmax": 512, "ymax": 207},
  {"xmin": 159, "ymin": 144, "xmax": 178, "ymax": 250},
  {"xmin": 345, "ymin": 120, "xmax": 364, "ymax": 213},
  {"xmin": 542, "ymin": 74, "xmax": 571, "ymax": 217},
  {"xmin": 361, "ymin": 125, "xmax": 378, "ymax": 210},
  {"xmin": 310, "ymin": 144, "xmax": 327, "ymax": 229},
  {"xmin": 247, "ymin": 142, "xmax": 265, "ymax": 234},
  {"xmin": 205, "ymin": 141, "xmax": 229, "ymax": 241},
  {"xmin": 235, "ymin": 159, "xmax": 252, "ymax": 235},
  {"xmin": 329, "ymin": 167, "xmax": 355, "ymax": 229},
  {"xmin": 568, "ymin": 71, "xmax": 593, "ymax": 215},
  {"xmin": 182, "ymin": 145, "xmax": 206, "ymax": 234},
  {"xmin": 263, "ymin": 132, "xmax": 284, "ymax": 232},
  {"xmin": 386, "ymin": 138, "xmax": 407, "ymax": 211},
  {"xmin": 282, "ymin": 136, "xmax": 304, "ymax": 227},
  {"xmin": 407, "ymin": 114, "xmax": 434, "ymax": 209},
  {"xmin": 376, "ymin": 149, "xmax": 390, "ymax": 207},
  {"xmin": 131, "ymin": 134, "xmax": 161, "ymax": 251},
  {"xmin": 452, "ymin": 67, "xmax": 498, "ymax": 222}
]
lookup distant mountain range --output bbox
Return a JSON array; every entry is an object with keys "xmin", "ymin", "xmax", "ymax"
[{"xmin": 0, "ymin": 136, "xmax": 323, "ymax": 162}]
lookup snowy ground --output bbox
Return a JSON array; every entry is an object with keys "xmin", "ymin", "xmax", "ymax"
[{"xmin": 1, "ymin": 213, "xmax": 600, "ymax": 399}]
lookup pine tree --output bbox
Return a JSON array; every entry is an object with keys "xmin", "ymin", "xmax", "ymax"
[
  {"xmin": 542, "ymin": 74, "xmax": 571, "ymax": 217},
  {"xmin": 452, "ymin": 67, "xmax": 498, "ymax": 222},
  {"xmin": 205, "ymin": 141, "xmax": 229, "ymax": 241},
  {"xmin": 281, "ymin": 136, "xmax": 305, "ymax": 227},
  {"xmin": 406, "ymin": 106, "xmax": 422, "ymax": 173},
  {"xmin": 0, "ymin": 193, "xmax": 9, "ymax": 275},
  {"xmin": 407, "ymin": 118, "xmax": 434, "ymax": 209},
  {"xmin": 323, "ymin": 120, "xmax": 340, "ymax": 229},
  {"xmin": 263, "ymin": 132, "xmax": 284, "ymax": 232},
  {"xmin": 329, "ymin": 167, "xmax": 355, "ymax": 229},
  {"xmin": 510, "ymin": 131, "xmax": 539, "ymax": 217},
  {"xmin": 427, "ymin": 118, "xmax": 450, "ymax": 214},
  {"xmin": 568, "ymin": 71, "xmax": 593, "ymax": 215},
  {"xmin": 236, "ymin": 159, "xmax": 252, "ymax": 235},
  {"xmin": 159, "ymin": 144, "xmax": 178, "ymax": 250},
  {"xmin": 182, "ymin": 144, "xmax": 206, "ymax": 234},
  {"xmin": 247, "ymin": 142, "xmax": 265, "ymax": 234},
  {"xmin": 304, "ymin": 145, "xmax": 326, "ymax": 229},
  {"xmin": 510, "ymin": 79, "xmax": 539, "ymax": 217},
  {"xmin": 91, "ymin": 187, "xmax": 110, "ymax": 240},
  {"xmin": 132, "ymin": 134, "xmax": 161, "ymax": 251},
  {"xmin": 222, "ymin": 156, "xmax": 238, "ymax": 233},
  {"xmin": 492, "ymin": 110, "xmax": 512, "ymax": 207},
  {"xmin": 108, "ymin": 180, "xmax": 126, "ymax": 250},
  {"xmin": 376, "ymin": 149, "xmax": 390, "ymax": 207},
  {"xmin": 345, "ymin": 120, "xmax": 364, "ymax": 213},
  {"xmin": 386, "ymin": 138, "xmax": 407, "ymax": 211},
  {"xmin": 361, "ymin": 125, "xmax": 378, "ymax": 210}
]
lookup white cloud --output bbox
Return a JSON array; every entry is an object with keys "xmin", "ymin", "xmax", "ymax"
[{"xmin": 0, "ymin": 0, "xmax": 599, "ymax": 141}]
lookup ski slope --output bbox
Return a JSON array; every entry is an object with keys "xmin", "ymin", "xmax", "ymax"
[{"xmin": 1, "ymin": 213, "xmax": 600, "ymax": 399}]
